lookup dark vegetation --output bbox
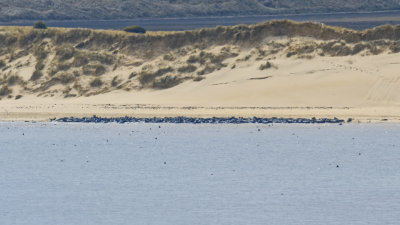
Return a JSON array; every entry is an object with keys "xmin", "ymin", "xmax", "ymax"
[
  {"xmin": 152, "ymin": 76, "xmax": 182, "ymax": 89},
  {"xmin": 33, "ymin": 21, "xmax": 47, "ymax": 29},
  {"xmin": 90, "ymin": 78, "xmax": 103, "ymax": 87},
  {"xmin": 111, "ymin": 76, "xmax": 121, "ymax": 87},
  {"xmin": 0, "ymin": 60, "xmax": 5, "ymax": 68},
  {"xmin": 56, "ymin": 45, "xmax": 75, "ymax": 61},
  {"xmin": 58, "ymin": 72, "xmax": 75, "ymax": 84},
  {"xmin": 30, "ymin": 70, "xmax": 43, "ymax": 81},
  {"xmin": 193, "ymin": 76, "xmax": 205, "ymax": 82},
  {"xmin": 0, "ymin": 86, "xmax": 11, "ymax": 96},
  {"xmin": 7, "ymin": 75, "xmax": 21, "ymax": 86},
  {"xmin": 83, "ymin": 64, "xmax": 106, "ymax": 76},
  {"xmin": 178, "ymin": 64, "xmax": 197, "ymax": 73},
  {"xmin": 123, "ymin": 25, "xmax": 146, "ymax": 34},
  {"xmin": 138, "ymin": 67, "xmax": 174, "ymax": 86},
  {"xmin": 259, "ymin": 61, "xmax": 272, "ymax": 70}
]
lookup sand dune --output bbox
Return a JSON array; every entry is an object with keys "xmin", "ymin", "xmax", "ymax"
[{"xmin": 1, "ymin": 20, "xmax": 400, "ymax": 122}]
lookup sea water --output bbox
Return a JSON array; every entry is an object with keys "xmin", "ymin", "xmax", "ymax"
[
  {"xmin": 0, "ymin": 122, "xmax": 399, "ymax": 225},
  {"xmin": 2, "ymin": 11, "xmax": 400, "ymax": 31}
]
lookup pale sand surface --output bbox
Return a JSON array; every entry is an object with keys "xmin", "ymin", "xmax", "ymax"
[{"xmin": 1, "ymin": 52, "xmax": 400, "ymax": 122}]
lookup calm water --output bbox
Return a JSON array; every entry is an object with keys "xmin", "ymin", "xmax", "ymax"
[
  {"xmin": 2, "ymin": 11, "xmax": 400, "ymax": 30},
  {"xmin": 0, "ymin": 122, "xmax": 400, "ymax": 225}
]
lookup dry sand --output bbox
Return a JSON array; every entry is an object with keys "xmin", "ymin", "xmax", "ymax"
[
  {"xmin": 1, "ymin": 51, "xmax": 400, "ymax": 122},
  {"xmin": 1, "ymin": 21, "xmax": 400, "ymax": 122}
]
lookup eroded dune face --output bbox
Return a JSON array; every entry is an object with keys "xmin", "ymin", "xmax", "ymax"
[{"xmin": 1, "ymin": 20, "xmax": 400, "ymax": 100}]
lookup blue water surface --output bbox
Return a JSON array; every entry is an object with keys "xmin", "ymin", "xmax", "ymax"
[{"xmin": 0, "ymin": 122, "xmax": 399, "ymax": 225}]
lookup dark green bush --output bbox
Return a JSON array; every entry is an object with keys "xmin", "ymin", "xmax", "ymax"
[
  {"xmin": 138, "ymin": 67, "xmax": 174, "ymax": 85},
  {"xmin": 83, "ymin": 64, "xmax": 106, "ymax": 76},
  {"xmin": 90, "ymin": 78, "xmax": 103, "ymax": 87},
  {"xmin": 111, "ymin": 76, "xmax": 121, "ymax": 87},
  {"xmin": 163, "ymin": 54, "xmax": 175, "ymax": 61},
  {"xmin": 197, "ymin": 64, "xmax": 217, "ymax": 75},
  {"xmin": 31, "ymin": 70, "xmax": 43, "ymax": 81},
  {"xmin": 35, "ymin": 60, "xmax": 45, "ymax": 71},
  {"xmin": 259, "ymin": 61, "xmax": 272, "ymax": 70},
  {"xmin": 57, "ymin": 62, "xmax": 72, "ymax": 71},
  {"xmin": 72, "ymin": 53, "xmax": 89, "ymax": 67},
  {"xmin": 152, "ymin": 76, "xmax": 181, "ymax": 89},
  {"xmin": 33, "ymin": 21, "xmax": 47, "ymax": 29},
  {"xmin": 178, "ymin": 64, "xmax": 197, "ymax": 73},
  {"xmin": 138, "ymin": 71, "xmax": 154, "ymax": 85},
  {"xmin": 58, "ymin": 73, "xmax": 75, "ymax": 84},
  {"xmin": 0, "ymin": 60, "xmax": 5, "ymax": 68},
  {"xmin": 7, "ymin": 75, "xmax": 21, "ymax": 86},
  {"xmin": 0, "ymin": 86, "xmax": 11, "ymax": 96},
  {"xmin": 187, "ymin": 55, "xmax": 198, "ymax": 64},
  {"xmin": 193, "ymin": 76, "xmax": 204, "ymax": 82},
  {"xmin": 123, "ymin": 25, "xmax": 146, "ymax": 34}
]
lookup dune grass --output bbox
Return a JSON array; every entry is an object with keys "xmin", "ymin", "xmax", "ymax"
[{"xmin": 1, "ymin": 20, "xmax": 400, "ymax": 98}]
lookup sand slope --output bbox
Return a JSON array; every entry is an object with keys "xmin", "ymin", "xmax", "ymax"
[
  {"xmin": 1, "ymin": 21, "xmax": 400, "ymax": 122},
  {"xmin": 2, "ymin": 52, "xmax": 400, "ymax": 122}
]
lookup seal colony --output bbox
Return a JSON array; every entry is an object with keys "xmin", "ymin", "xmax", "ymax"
[
  {"xmin": 53, "ymin": 116, "xmax": 347, "ymax": 124},
  {"xmin": 1, "ymin": 20, "xmax": 400, "ymax": 122}
]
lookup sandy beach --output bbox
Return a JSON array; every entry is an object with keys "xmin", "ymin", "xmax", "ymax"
[{"xmin": 1, "ymin": 53, "xmax": 400, "ymax": 122}]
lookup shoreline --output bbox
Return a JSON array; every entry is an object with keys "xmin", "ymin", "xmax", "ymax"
[{"xmin": 0, "ymin": 102, "xmax": 399, "ymax": 123}]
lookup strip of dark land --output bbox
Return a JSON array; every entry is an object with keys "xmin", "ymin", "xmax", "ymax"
[
  {"xmin": 53, "ymin": 116, "xmax": 348, "ymax": 124},
  {"xmin": 4, "ymin": 11, "xmax": 400, "ymax": 31}
]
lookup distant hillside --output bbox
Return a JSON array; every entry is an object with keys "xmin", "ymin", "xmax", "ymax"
[{"xmin": 1, "ymin": 0, "xmax": 400, "ymax": 21}]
